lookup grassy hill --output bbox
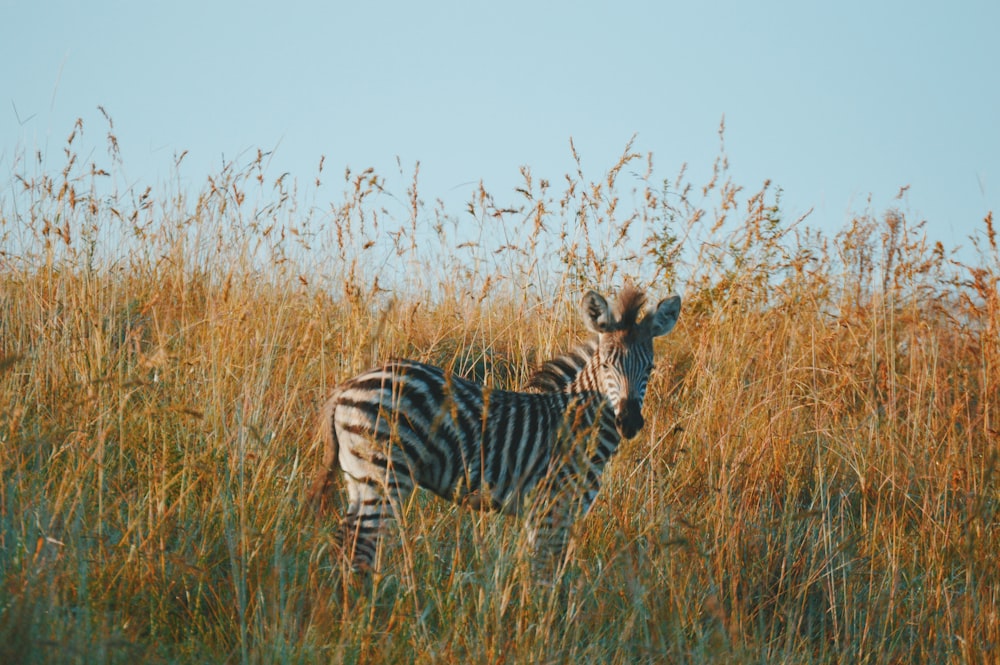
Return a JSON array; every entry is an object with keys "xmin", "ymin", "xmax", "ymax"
[{"xmin": 1, "ymin": 124, "xmax": 997, "ymax": 663}]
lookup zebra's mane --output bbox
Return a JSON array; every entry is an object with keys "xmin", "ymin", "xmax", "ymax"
[
  {"xmin": 523, "ymin": 338, "xmax": 598, "ymax": 393},
  {"xmin": 614, "ymin": 285, "xmax": 647, "ymax": 330}
]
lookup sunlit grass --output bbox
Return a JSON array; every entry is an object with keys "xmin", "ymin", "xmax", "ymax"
[{"xmin": 1, "ymin": 115, "xmax": 997, "ymax": 663}]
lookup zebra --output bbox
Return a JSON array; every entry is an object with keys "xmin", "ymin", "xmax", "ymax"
[{"xmin": 308, "ymin": 286, "xmax": 681, "ymax": 572}]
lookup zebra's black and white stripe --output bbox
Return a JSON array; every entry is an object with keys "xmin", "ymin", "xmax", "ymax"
[{"xmin": 308, "ymin": 286, "xmax": 681, "ymax": 571}]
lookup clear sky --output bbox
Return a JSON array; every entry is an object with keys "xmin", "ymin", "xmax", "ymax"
[{"xmin": 3, "ymin": 0, "xmax": 998, "ymax": 260}]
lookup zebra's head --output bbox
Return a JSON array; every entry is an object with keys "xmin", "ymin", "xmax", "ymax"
[{"xmin": 580, "ymin": 286, "xmax": 682, "ymax": 439}]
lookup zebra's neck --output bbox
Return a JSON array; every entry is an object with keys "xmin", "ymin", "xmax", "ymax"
[{"xmin": 523, "ymin": 338, "xmax": 599, "ymax": 394}]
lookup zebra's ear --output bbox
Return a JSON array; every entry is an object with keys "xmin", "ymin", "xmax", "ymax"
[
  {"xmin": 647, "ymin": 295, "xmax": 681, "ymax": 337},
  {"xmin": 581, "ymin": 290, "xmax": 615, "ymax": 333}
]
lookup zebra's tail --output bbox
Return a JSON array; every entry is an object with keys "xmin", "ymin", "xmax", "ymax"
[{"xmin": 306, "ymin": 391, "xmax": 341, "ymax": 513}]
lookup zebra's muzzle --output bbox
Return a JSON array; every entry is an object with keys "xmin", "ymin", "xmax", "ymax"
[{"xmin": 615, "ymin": 398, "xmax": 644, "ymax": 439}]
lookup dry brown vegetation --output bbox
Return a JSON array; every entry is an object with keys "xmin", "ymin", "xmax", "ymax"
[{"xmin": 1, "ymin": 117, "xmax": 998, "ymax": 663}]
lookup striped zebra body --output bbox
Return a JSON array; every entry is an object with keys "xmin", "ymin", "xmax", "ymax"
[{"xmin": 309, "ymin": 286, "xmax": 681, "ymax": 572}]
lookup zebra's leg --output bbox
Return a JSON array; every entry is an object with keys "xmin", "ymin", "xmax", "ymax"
[
  {"xmin": 526, "ymin": 514, "xmax": 571, "ymax": 564},
  {"xmin": 340, "ymin": 475, "xmax": 381, "ymax": 572},
  {"xmin": 526, "ymin": 481, "xmax": 598, "ymax": 573},
  {"xmin": 340, "ymin": 467, "xmax": 415, "ymax": 572},
  {"xmin": 525, "ymin": 493, "xmax": 577, "ymax": 571}
]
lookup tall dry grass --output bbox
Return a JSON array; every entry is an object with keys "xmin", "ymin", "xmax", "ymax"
[{"xmin": 1, "ymin": 115, "xmax": 997, "ymax": 663}]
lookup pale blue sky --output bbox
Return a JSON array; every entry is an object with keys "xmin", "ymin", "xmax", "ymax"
[{"xmin": 3, "ymin": 0, "xmax": 998, "ymax": 259}]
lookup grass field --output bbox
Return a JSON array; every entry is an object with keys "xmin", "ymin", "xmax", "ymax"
[{"xmin": 1, "ymin": 120, "xmax": 998, "ymax": 663}]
